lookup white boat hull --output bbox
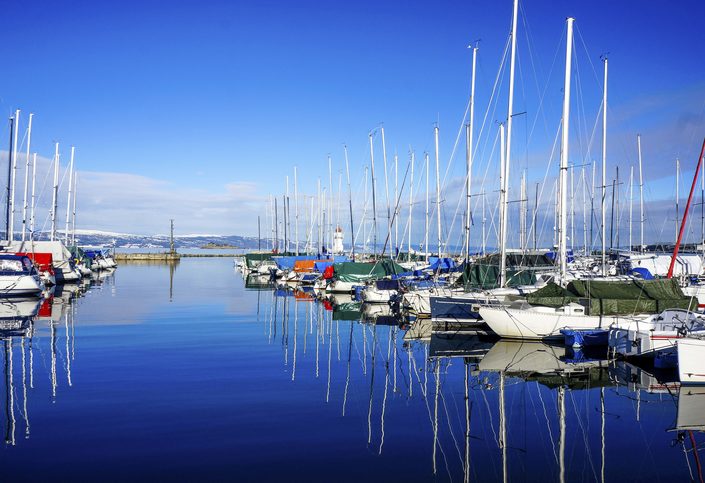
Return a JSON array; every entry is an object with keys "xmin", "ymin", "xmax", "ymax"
[
  {"xmin": 55, "ymin": 266, "xmax": 81, "ymax": 283},
  {"xmin": 609, "ymin": 309, "xmax": 705, "ymax": 358},
  {"xmin": 401, "ymin": 290, "xmax": 431, "ymax": 316},
  {"xmin": 0, "ymin": 274, "xmax": 44, "ymax": 297},
  {"xmin": 678, "ymin": 337, "xmax": 705, "ymax": 384},
  {"xmin": 326, "ymin": 280, "xmax": 359, "ymax": 293},
  {"xmin": 360, "ymin": 286, "xmax": 395, "ymax": 303},
  {"xmin": 479, "ymin": 305, "xmax": 630, "ymax": 340}
]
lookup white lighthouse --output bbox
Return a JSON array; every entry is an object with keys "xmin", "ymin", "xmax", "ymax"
[{"xmin": 332, "ymin": 226, "xmax": 344, "ymax": 254}]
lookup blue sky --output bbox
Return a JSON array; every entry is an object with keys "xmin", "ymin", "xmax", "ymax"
[{"xmin": 1, "ymin": 0, "xmax": 704, "ymax": 246}]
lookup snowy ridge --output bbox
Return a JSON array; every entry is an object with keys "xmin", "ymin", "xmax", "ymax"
[{"xmin": 38, "ymin": 230, "xmax": 261, "ymax": 250}]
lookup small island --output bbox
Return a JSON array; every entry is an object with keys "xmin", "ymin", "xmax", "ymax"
[{"xmin": 200, "ymin": 242, "xmax": 239, "ymax": 249}]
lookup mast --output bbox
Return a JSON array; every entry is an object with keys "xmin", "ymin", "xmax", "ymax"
[
  {"xmin": 676, "ymin": 158, "xmax": 680, "ymax": 241},
  {"xmin": 9, "ymin": 110, "xmax": 19, "ymax": 242},
  {"xmin": 317, "ymin": 179, "xmax": 322, "ymax": 255},
  {"xmin": 363, "ymin": 166, "xmax": 368, "ymax": 254},
  {"xmin": 582, "ymin": 166, "xmax": 588, "ymax": 253},
  {"xmin": 668, "ymin": 138, "xmax": 705, "ymax": 278},
  {"xmin": 21, "ymin": 113, "xmax": 33, "ymax": 242},
  {"xmin": 30, "ymin": 153, "xmax": 37, "ymax": 240},
  {"xmin": 72, "ymin": 173, "xmax": 78, "ymax": 245},
  {"xmin": 434, "ymin": 125, "xmax": 442, "ymax": 258},
  {"xmin": 534, "ymin": 182, "xmax": 539, "ymax": 250},
  {"xmin": 282, "ymin": 194, "xmax": 287, "ymax": 254},
  {"xmin": 499, "ymin": 124, "xmax": 508, "ymax": 285},
  {"xmin": 520, "ymin": 171, "xmax": 527, "ymax": 251},
  {"xmin": 64, "ymin": 147, "xmax": 75, "ymax": 245},
  {"xmin": 50, "ymin": 143, "xmax": 60, "ymax": 242},
  {"xmin": 408, "ymin": 150, "xmax": 414, "ymax": 254},
  {"xmin": 272, "ymin": 195, "xmax": 276, "ymax": 251},
  {"xmin": 294, "ymin": 166, "xmax": 299, "ymax": 255},
  {"xmin": 637, "ymin": 135, "xmax": 645, "ymax": 251},
  {"xmin": 500, "ymin": 0, "xmax": 519, "ymax": 285},
  {"xmin": 6, "ymin": 116, "xmax": 15, "ymax": 241},
  {"xmin": 381, "ymin": 127, "xmax": 391, "ymax": 253},
  {"xmin": 591, "ymin": 161, "xmax": 595, "ymax": 252},
  {"xmin": 369, "ymin": 133, "xmax": 378, "ymax": 258},
  {"xmin": 394, "ymin": 153, "xmax": 398, "ymax": 254},
  {"xmin": 616, "ymin": 167, "xmax": 620, "ymax": 248},
  {"xmin": 328, "ymin": 154, "xmax": 333, "ymax": 255},
  {"xmin": 482, "ymin": 190, "xmax": 486, "ymax": 255},
  {"xmin": 285, "ymin": 176, "xmax": 290, "ymax": 253},
  {"xmin": 344, "ymin": 145, "xmax": 355, "ymax": 260},
  {"xmin": 558, "ymin": 17, "xmax": 575, "ymax": 281},
  {"xmin": 601, "ymin": 57, "xmax": 608, "ymax": 275},
  {"xmin": 610, "ymin": 178, "xmax": 616, "ymax": 250},
  {"xmin": 425, "ymin": 152, "xmax": 430, "ymax": 259},
  {"xmin": 629, "ymin": 165, "xmax": 633, "ymax": 251},
  {"xmin": 309, "ymin": 196, "xmax": 314, "ymax": 254},
  {"xmin": 465, "ymin": 44, "xmax": 478, "ymax": 261},
  {"xmin": 570, "ymin": 164, "xmax": 574, "ymax": 251},
  {"xmin": 465, "ymin": 122, "xmax": 472, "ymax": 260},
  {"xmin": 273, "ymin": 195, "xmax": 277, "ymax": 251}
]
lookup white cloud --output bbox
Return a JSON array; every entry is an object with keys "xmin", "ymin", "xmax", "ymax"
[
  {"xmin": 74, "ymin": 171, "xmax": 264, "ymax": 235},
  {"xmin": 0, "ymin": 151, "xmax": 266, "ymax": 236}
]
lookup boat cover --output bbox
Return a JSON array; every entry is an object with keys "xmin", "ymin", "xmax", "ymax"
[
  {"xmin": 526, "ymin": 278, "xmax": 697, "ymax": 315},
  {"xmin": 332, "ymin": 260, "xmax": 405, "ymax": 283},
  {"xmin": 427, "ymin": 257, "xmax": 457, "ymax": 273},
  {"xmin": 273, "ymin": 255, "xmax": 319, "ymax": 270},
  {"xmin": 460, "ymin": 263, "xmax": 536, "ymax": 290},
  {"xmin": 244, "ymin": 253, "xmax": 274, "ymax": 269},
  {"xmin": 375, "ymin": 279, "xmax": 402, "ymax": 291},
  {"xmin": 457, "ymin": 253, "xmax": 553, "ymax": 290}
]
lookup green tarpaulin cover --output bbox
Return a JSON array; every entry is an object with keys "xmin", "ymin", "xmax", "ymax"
[
  {"xmin": 526, "ymin": 278, "xmax": 697, "ymax": 315},
  {"xmin": 458, "ymin": 254, "xmax": 553, "ymax": 290},
  {"xmin": 333, "ymin": 260, "xmax": 406, "ymax": 283}
]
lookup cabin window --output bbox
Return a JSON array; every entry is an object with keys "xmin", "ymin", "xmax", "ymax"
[{"xmin": 0, "ymin": 260, "xmax": 23, "ymax": 272}]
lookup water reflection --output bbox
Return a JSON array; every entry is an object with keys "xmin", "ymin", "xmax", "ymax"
[
  {"xmin": 0, "ymin": 274, "xmax": 106, "ymax": 447},
  {"xmin": 249, "ymin": 280, "xmax": 705, "ymax": 482}
]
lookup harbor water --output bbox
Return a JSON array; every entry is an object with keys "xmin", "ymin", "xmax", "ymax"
[{"xmin": 1, "ymin": 258, "xmax": 702, "ymax": 481}]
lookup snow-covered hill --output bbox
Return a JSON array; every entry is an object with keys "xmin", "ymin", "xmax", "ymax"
[{"xmin": 50, "ymin": 230, "xmax": 263, "ymax": 249}]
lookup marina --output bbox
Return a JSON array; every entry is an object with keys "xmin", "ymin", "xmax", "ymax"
[
  {"xmin": 0, "ymin": 258, "xmax": 702, "ymax": 480},
  {"xmin": 1, "ymin": 0, "xmax": 704, "ymax": 480}
]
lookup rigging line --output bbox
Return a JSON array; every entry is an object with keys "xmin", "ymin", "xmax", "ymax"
[
  {"xmin": 523, "ymin": 5, "xmax": 565, "ymax": 143},
  {"xmin": 471, "ymin": 33, "xmax": 512, "ymax": 184},
  {"xmin": 473, "ymin": 126, "xmax": 501, "ymax": 247},
  {"xmin": 575, "ymin": 25, "xmax": 603, "ymax": 89},
  {"xmin": 572, "ymin": 34, "xmax": 588, "ymax": 168},
  {"xmin": 439, "ymin": 85, "xmax": 472, "ymax": 193},
  {"xmin": 525, "ymin": 118, "xmax": 563, "ymax": 249}
]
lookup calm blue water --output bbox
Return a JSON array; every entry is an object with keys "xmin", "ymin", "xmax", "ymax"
[{"xmin": 0, "ymin": 258, "xmax": 702, "ymax": 481}]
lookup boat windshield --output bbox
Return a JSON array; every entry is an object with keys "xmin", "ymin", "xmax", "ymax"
[{"xmin": 0, "ymin": 259, "xmax": 25, "ymax": 273}]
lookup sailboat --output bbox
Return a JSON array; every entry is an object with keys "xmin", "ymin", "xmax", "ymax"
[{"xmin": 477, "ymin": 18, "xmax": 700, "ymax": 341}]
